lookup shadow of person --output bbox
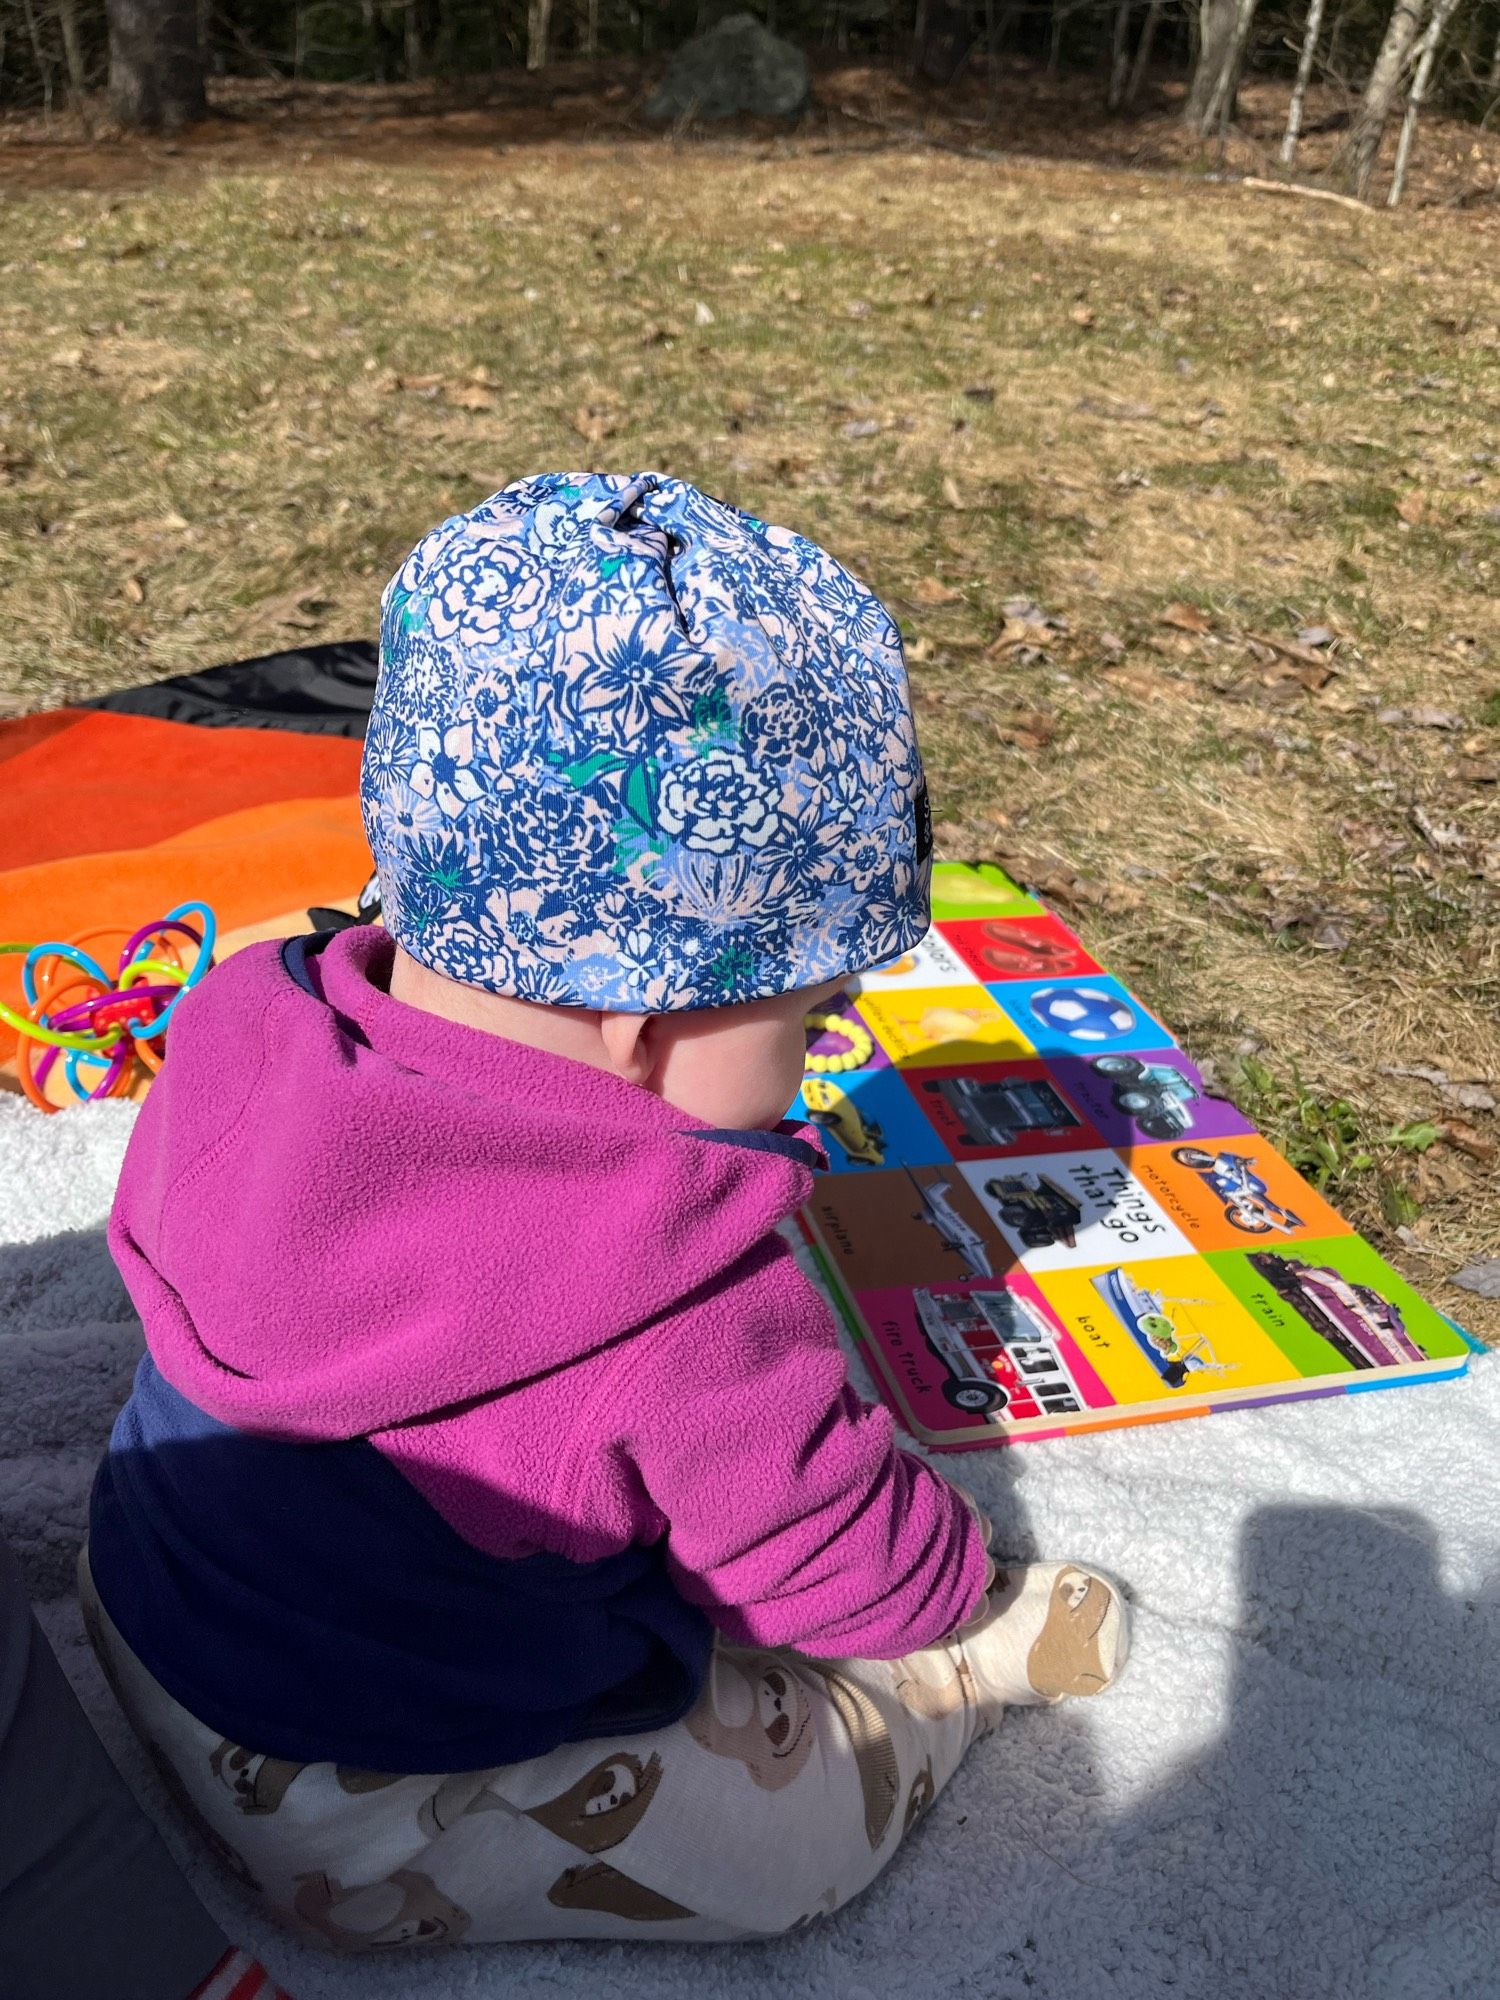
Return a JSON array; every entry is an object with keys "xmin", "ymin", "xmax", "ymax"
[{"xmin": 1052, "ymin": 1503, "xmax": 1500, "ymax": 2000}]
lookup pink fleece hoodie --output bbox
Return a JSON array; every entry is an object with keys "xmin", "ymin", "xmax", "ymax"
[{"xmin": 109, "ymin": 927, "xmax": 986, "ymax": 1659}]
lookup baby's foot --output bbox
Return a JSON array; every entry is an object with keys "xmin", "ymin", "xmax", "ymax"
[{"xmin": 960, "ymin": 1562, "xmax": 1130, "ymax": 1714}]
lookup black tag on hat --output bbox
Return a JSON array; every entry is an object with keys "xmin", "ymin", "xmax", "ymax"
[{"xmin": 913, "ymin": 778, "xmax": 933, "ymax": 864}]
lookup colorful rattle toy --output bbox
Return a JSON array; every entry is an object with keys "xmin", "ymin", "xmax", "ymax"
[
  {"xmin": 804, "ymin": 1007, "xmax": 875, "ymax": 1075},
  {"xmin": 1, "ymin": 901, "xmax": 216, "ymax": 1113}
]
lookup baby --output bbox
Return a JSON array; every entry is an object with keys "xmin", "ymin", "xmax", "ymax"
[{"xmin": 84, "ymin": 473, "xmax": 1128, "ymax": 1951}]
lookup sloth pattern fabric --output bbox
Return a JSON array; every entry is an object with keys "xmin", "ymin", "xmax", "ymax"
[{"xmin": 81, "ymin": 1556, "xmax": 1122, "ymax": 1949}]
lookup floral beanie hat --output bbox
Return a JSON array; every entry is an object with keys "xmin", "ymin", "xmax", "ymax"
[{"xmin": 361, "ymin": 471, "xmax": 933, "ymax": 1011}]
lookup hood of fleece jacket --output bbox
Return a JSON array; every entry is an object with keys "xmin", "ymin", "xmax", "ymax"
[{"xmin": 109, "ymin": 927, "xmax": 819, "ymax": 1441}]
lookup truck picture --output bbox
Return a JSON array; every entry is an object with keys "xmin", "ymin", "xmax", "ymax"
[{"xmin": 920, "ymin": 1073, "xmax": 1086, "ymax": 1151}]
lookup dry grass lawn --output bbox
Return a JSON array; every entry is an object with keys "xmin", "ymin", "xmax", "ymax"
[{"xmin": 1, "ymin": 112, "xmax": 1496, "ymax": 1333}]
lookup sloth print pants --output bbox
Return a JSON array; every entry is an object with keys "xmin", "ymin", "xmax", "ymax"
[{"xmin": 80, "ymin": 1558, "xmax": 992, "ymax": 1949}]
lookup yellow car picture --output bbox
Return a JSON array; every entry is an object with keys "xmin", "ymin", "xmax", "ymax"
[{"xmin": 802, "ymin": 1076, "xmax": 887, "ymax": 1167}]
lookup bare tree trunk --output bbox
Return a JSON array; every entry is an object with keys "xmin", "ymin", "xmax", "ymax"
[
  {"xmin": 583, "ymin": 0, "xmax": 599, "ymax": 58},
  {"xmin": 1107, "ymin": 0, "xmax": 1133, "ymax": 109},
  {"xmin": 106, "ymin": 0, "xmax": 205, "ymax": 129},
  {"xmin": 1279, "ymin": 0, "xmax": 1328, "ymax": 161},
  {"xmin": 1184, "ymin": 0, "xmax": 1235, "ymax": 124},
  {"xmin": 1333, "ymin": 0, "xmax": 1429, "ymax": 197},
  {"xmin": 1489, "ymin": 16, "xmax": 1500, "ymax": 87},
  {"xmin": 984, "ymin": 0, "xmax": 1006, "ymax": 118},
  {"xmin": 56, "ymin": 0, "xmax": 92, "ymax": 125},
  {"xmin": 1387, "ymin": 0, "xmax": 1461, "ymax": 203},
  {"xmin": 1196, "ymin": 0, "xmax": 1259, "ymax": 132},
  {"xmin": 1124, "ymin": 0, "xmax": 1164, "ymax": 104},
  {"xmin": 20, "ymin": 0, "xmax": 54, "ymax": 116},
  {"xmin": 527, "ymin": 0, "xmax": 552, "ymax": 68}
]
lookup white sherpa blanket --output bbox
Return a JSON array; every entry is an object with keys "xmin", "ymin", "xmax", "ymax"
[{"xmin": 3, "ymin": 1095, "xmax": 1497, "ymax": 2000}]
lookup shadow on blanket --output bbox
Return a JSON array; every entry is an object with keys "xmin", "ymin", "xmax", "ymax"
[{"xmin": 1024, "ymin": 1502, "xmax": 1499, "ymax": 1997}]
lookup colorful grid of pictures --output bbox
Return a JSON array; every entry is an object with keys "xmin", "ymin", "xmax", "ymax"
[{"xmin": 795, "ymin": 864, "xmax": 1474, "ymax": 1448}]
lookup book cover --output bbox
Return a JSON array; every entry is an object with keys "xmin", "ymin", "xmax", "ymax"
[{"xmin": 795, "ymin": 863, "xmax": 1474, "ymax": 1449}]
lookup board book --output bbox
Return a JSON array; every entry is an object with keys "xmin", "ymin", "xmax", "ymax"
[{"xmin": 792, "ymin": 861, "xmax": 1476, "ymax": 1449}]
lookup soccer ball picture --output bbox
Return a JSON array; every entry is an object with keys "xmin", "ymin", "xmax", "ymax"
[{"xmin": 1030, "ymin": 985, "xmax": 1137, "ymax": 1042}]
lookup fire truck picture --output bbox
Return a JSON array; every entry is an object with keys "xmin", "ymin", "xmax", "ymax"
[{"xmin": 912, "ymin": 1286, "xmax": 1089, "ymax": 1421}]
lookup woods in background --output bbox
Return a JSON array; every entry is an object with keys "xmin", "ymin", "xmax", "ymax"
[{"xmin": 2, "ymin": 0, "xmax": 1497, "ymax": 202}]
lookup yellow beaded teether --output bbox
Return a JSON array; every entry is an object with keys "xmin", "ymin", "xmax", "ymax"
[{"xmin": 804, "ymin": 1009, "xmax": 874, "ymax": 1074}]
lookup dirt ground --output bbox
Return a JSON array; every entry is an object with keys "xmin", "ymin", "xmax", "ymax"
[{"xmin": 1, "ymin": 76, "xmax": 1496, "ymax": 1335}]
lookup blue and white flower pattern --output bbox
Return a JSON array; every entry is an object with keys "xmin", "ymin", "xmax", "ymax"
[{"xmin": 361, "ymin": 472, "xmax": 931, "ymax": 1009}]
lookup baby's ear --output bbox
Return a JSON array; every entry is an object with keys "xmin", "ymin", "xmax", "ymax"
[{"xmin": 598, "ymin": 1010, "xmax": 656, "ymax": 1087}]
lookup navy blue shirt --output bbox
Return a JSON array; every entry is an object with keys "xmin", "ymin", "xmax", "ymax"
[{"xmin": 90, "ymin": 1358, "xmax": 714, "ymax": 1771}]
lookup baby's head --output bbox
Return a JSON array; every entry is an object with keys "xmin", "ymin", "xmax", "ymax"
[{"xmin": 362, "ymin": 473, "xmax": 932, "ymax": 1129}]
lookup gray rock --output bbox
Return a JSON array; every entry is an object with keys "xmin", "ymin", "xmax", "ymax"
[{"xmin": 645, "ymin": 12, "xmax": 810, "ymax": 125}]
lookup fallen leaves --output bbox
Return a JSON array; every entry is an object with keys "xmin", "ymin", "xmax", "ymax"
[
  {"xmin": 1436, "ymin": 1119, "xmax": 1497, "ymax": 1164},
  {"xmin": 1148, "ymin": 600, "xmax": 1348, "ymax": 699},
  {"xmin": 1380, "ymin": 1064, "xmax": 1497, "ymax": 1114},
  {"xmin": 1410, "ymin": 804, "xmax": 1465, "ymax": 852},
  {"xmin": 1241, "ymin": 632, "xmax": 1341, "ymax": 692},
  {"xmin": 1377, "ymin": 706, "xmax": 1463, "ymax": 729},
  {"xmin": 1160, "ymin": 601, "xmax": 1210, "ymax": 634},
  {"xmin": 1452, "ymin": 1260, "xmax": 1500, "ymax": 1300},
  {"xmin": 447, "ymin": 382, "xmax": 499, "ymax": 412},
  {"xmin": 376, "ymin": 366, "xmax": 505, "ymax": 413},
  {"xmin": 987, "ymin": 599, "xmax": 1068, "ymax": 665},
  {"xmin": 994, "ymin": 709, "xmax": 1057, "ymax": 752},
  {"xmin": 244, "ymin": 588, "xmax": 331, "ymax": 633},
  {"xmin": 572, "ymin": 400, "xmax": 619, "ymax": 447},
  {"xmin": 1264, "ymin": 903, "xmax": 1351, "ymax": 951},
  {"xmin": 912, "ymin": 575, "xmax": 963, "ymax": 605}
]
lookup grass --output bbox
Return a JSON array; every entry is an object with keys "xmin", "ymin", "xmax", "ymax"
[{"xmin": 0, "ymin": 119, "xmax": 1496, "ymax": 1335}]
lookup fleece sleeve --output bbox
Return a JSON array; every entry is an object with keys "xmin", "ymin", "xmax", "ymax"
[{"xmin": 606, "ymin": 1234, "xmax": 991, "ymax": 1659}]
